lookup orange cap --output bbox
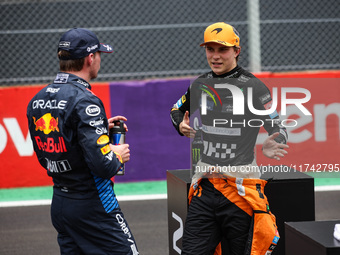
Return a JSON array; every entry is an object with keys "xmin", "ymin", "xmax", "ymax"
[{"xmin": 200, "ymin": 22, "xmax": 240, "ymax": 47}]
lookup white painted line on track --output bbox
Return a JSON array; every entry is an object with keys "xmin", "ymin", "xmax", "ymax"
[
  {"xmin": 0, "ymin": 199, "xmax": 51, "ymax": 207},
  {"xmin": 118, "ymin": 193, "xmax": 167, "ymax": 201},
  {"xmin": 314, "ymin": 185, "xmax": 340, "ymax": 192},
  {"xmin": 1, "ymin": 186, "xmax": 340, "ymax": 208},
  {"xmin": 0, "ymin": 194, "xmax": 168, "ymax": 208}
]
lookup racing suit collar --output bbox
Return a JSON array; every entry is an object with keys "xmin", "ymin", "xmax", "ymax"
[
  {"xmin": 54, "ymin": 72, "xmax": 92, "ymax": 90},
  {"xmin": 210, "ymin": 65, "xmax": 241, "ymax": 79}
]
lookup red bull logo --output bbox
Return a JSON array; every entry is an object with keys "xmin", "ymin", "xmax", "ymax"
[
  {"xmin": 33, "ymin": 113, "xmax": 59, "ymax": 134},
  {"xmin": 34, "ymin": 136, "xmax": 67, "ymax": 153}
]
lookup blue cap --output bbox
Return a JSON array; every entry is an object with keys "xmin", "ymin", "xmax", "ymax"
[{"xmin": 58, "ymin": 28, "xmax": 113, "ymax": 60}]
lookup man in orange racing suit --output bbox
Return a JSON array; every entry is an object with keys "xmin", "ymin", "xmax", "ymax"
[{"xmin": 170, "ymin": 22, "xmax": 289, "ymax": 255}]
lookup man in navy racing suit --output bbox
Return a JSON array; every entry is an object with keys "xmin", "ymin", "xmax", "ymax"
[
  {"xmin": 27, "ymin": 28, "xmax": 138, "ymax": 255},
  {"xmin": 170, "ymin": 22, "xmax": 289, "ymax": 255}
]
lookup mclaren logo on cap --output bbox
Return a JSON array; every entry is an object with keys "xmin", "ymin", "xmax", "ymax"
[{"xmin": 211, "ymin": 28, "xmax": 222, "ymax": 34}]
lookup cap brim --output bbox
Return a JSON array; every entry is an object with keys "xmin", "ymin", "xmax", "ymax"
[
  {"xmin": 99, "ymin": 43, "xmax": 114, "ymax": 53},
  {"xmin": 200, "ymin": 40, "xmax": 236, "ymax": 47}
]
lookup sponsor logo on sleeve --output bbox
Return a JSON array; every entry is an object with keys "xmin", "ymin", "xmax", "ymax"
[
  {"xmin": 89, "ymin": 117, "xmax": 104, "ymax": 127},
  {"xmin": 259, "ymin": 93, "xmax": 271, "ymax": 104},
  {"xmin": 105, "ymin": 151, "xmax": 114, "ymax": 161},
  {"xmin": 96, "ymin": 127, "xmax": 108, "ymax": 135},
  {"xmin": 100, "ymin": 144, "xmax": 111, "ymax": 155},
  {"xmin": 97, "ymin": 135, "xmax": 109, "ymax": 145},
  {"xmin": 114, "ymin": 152, "xmax": 123, "ymax": 163},
  {"xmin": 86, "ymin": 105, "xmax": 101, "ymax": 116},
  {"xmin": 175, "ymin": 94, "xmax": 187, "ymax": 108}
]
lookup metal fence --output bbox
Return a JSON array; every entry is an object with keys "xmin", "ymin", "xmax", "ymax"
[{"xmin": 0, "ymin": 0, "xmax": 339, "ymax": 85}]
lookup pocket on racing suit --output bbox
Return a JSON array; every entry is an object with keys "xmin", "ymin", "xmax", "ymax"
[
  {"xmin": 237, "ymin": 179, "xmax": 279, "ymax": 255},
  {"xmin": 244, "ymin": 207, "xmax": 279, "ymax": 255}
]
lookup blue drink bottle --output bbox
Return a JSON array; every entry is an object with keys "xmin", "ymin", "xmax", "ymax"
[{"xmin": 110, "ymin": 120, "xmax": 126, "ymax": 175}]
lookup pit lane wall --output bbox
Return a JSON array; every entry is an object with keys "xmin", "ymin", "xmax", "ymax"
[{"xmin": 0, "ymin": 71, "xmax": 339, "ymax": 188}]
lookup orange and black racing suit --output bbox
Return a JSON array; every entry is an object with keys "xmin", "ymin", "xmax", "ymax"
[{"xmin": 170, "ymin": 65, "xmax": 287, "ymax": 255}]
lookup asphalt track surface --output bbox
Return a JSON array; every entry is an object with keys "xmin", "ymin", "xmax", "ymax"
[{"xmin": 1, "ymin": 191, "xmax": 339, "ymax": 255}]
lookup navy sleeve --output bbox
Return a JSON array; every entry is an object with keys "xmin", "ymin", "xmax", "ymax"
[{"xmin": 75, "ymin": 96, "xmax": 123, "ymax": 179}]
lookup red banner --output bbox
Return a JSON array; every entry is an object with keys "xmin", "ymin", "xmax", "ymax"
[
  {"xmin": 256, "ymin": 76, "xmax": 340, "ymax": 172},
  {"xmin": 0, "ymin": 83, "xmax": 110, "ymax": 188},
  {"xmin": 0, "ymin": 71, "xmax": 339, "ymax": 188}
]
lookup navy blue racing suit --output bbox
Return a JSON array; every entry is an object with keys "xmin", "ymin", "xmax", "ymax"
[{"xmin": 27, "ymin": 72, "xmax": 138, "ymax": 255}]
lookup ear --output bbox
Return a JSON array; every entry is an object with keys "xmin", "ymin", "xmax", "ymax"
[
  {"xmin": 235, "ymin": 47, "xmax": 241, "ymax": 57},
  {"xmin": 86, "ymin": 53, "xmax": 95, "ymax": 66}
]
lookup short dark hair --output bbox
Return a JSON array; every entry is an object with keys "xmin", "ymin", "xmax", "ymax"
[
  {"xmin": 58, "ymin": 50, "xmax": 85, "ymax": 72},
  {"xmin": 234, "ymin": 46, "xmax": 240, "ymax": 62}
]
